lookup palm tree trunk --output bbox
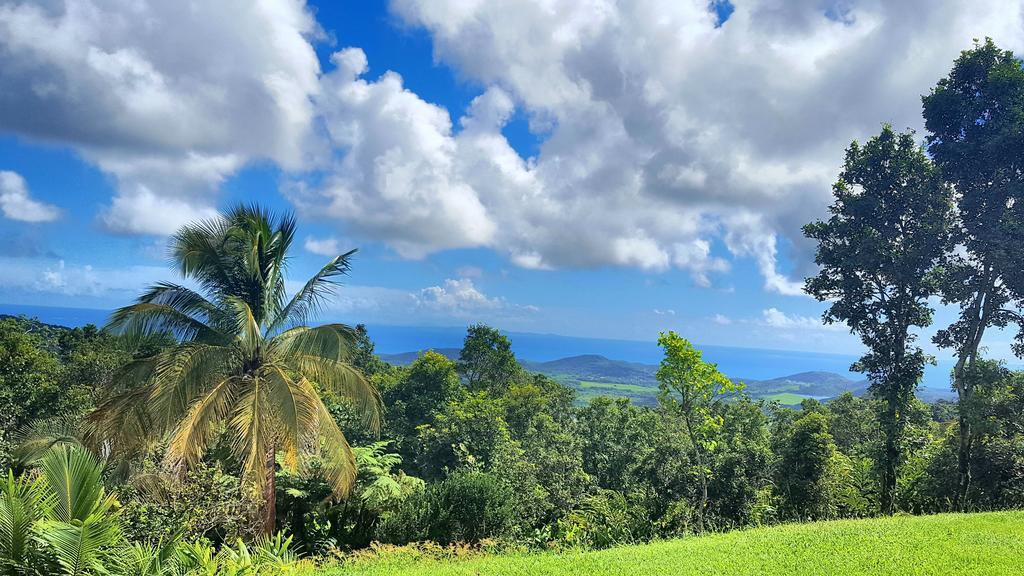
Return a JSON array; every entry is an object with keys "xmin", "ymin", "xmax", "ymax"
[{"xmin": 261, "ymin": 447, "xmax": 277, "ymax": 536}]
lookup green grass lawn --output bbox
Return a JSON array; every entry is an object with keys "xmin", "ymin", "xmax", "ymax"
[{"xmin": 331, "ymin": 512, "xmax": 1024, "ymax": 576}]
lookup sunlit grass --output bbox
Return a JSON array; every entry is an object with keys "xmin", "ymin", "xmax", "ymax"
[{"xmin": 330, "ymin": 512, "xmax": 1024, "ymax": 576}]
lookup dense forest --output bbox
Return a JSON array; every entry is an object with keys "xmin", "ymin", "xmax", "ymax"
[{"xmin": 2, "ymin": 39, "xmax": 1024, "ymax": 574}]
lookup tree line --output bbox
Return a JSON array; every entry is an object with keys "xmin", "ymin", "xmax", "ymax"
[{"xmin": 805, "ymin": 38, "xmax": 1024, "ymax": 515}]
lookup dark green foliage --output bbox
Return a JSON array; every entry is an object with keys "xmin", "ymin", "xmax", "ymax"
[
  {"xmin": 826, "ymin": 393, "xmax": 880, "ymax": 457},
  {"xmin": 381, "ymin": 351, "xmax": 462, "ymax": 446},
  {"xmin": 804, "ymin": 126, "xmax": 953, "ymax": 514},
  {"xmin": 555, "ymin": 490, "xmax": 653, "ymax": 549},
  {"xmin": 276, "ymin": 442, "xmax": 423, "ymax": 553},
  {"xmin": 577, "ymin": 397, "xmax": 659, "ymax": 493},
  {"xmin": 119, "ymin": 462, "xmax": 256, "ymax": 546},
  {"xmin": 923, "ymin": 39, "xmax": 1024, "ymax": 509},
  {"xmin": 777, "ymin": 412, "xmax": 839, "ymax": 520},
  {"xmin": 909, "ymin": 360, "xmax": 1024, "ymax": 512},
  {"xmin": 457, "ymin": 324, "xmax": 521, "ymax": 394},
  {"xmin": 413, "ymin": 393, "xmax": 512, "ymax": 480},
  {"xmin": 0, "ymin": 318, "xmax": 71, "ymax": 432},
  {"xmin": 706, "ymin": 399, "xmax": 773, "ymax": 529},
  {"xmin": 376, "ymin": 471, "xmax": 514, "ymax": 545}
]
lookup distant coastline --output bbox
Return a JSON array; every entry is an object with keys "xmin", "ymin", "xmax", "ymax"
[{"xmin": 0, "ymin": 302, "xmax": 955, "ymax": 390}]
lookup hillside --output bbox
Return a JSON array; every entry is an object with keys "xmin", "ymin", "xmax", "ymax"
[
  {"xmin": 376, "ymin": 349, "xmax": 955, "ymax": 406},
  {"xmin": 335, "ymin": 512, "xmax": 1024, "ymax": 575},
  {"xmin": 380, "ymin": 348, "xmax": 461, "ymax": 365},
  {"xmin": 522, "ymin": 354, "xmax": 658, "ymax": 384}
]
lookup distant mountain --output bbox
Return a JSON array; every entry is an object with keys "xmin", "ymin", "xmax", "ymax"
[
  {"xmin": 380, "ymin": 348, "xmax": 461, "ymax": 365},
  {"xmin": 521, "ymin": 354, "xmax": 658, "ymax": 385},
  {"xmin": 378, "ymin": 349, "xmax": 955, "ymax": 406},
  {"xmin": 739, "ymin": 371, "xmax": 869, "ymax": 399}
]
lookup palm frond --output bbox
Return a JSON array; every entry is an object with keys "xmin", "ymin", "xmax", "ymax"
[
  {"xmin": 36, "ymin": 515, "xmax": 121, "ymax": 576},
  {"xmin": 85, "ymin": 381, "xmax": 158, "ymax": 463},
  {"xmin": 273, "ymin": 323, "xmax": 359, "ymax": 363},
  {"xmin": 0, "ymin": 471, "xmax": 45, "ymax": 567},
  {"xmin": 292, "ymin": 354, "xmax": 382, "ymax": 433},
  {"xmin": 302, "ymin": 381, "xmax": 357, "ymax": 501},
  {"xmin": 264, "ymin": 365, "xmax": 320, "ymax": 473},
  {"xmin": 229, "ymin": 379, "xmax": 271, "ymax": 495},
  {"xmin": 135, "ymin": 281, "xmax": 229, "ymax": 331},
  {"xmin": 171, "ymin": 213, "xmax": 234, "ymax": 294},
  {"xmin": 38, "ymin": 445, "xmax": 109, "ymax": 524},
  {"xmin": 164, "ymin": 376, "xmax": 239, "ymax": 471},
  {"xmin": 117, "ymin": 537, "xmax": 184, "ymax": 576},
  {"xmin": 10, "ymin": 416, "xmax": 84, "ymax": 468},
  {"xmin": 268, "ymin": 250, "xmax": 356, "ymax": 332},
  {"xmin": 225, "ymin": 297, "xmax": 264, "ymax": 357},
  {"xmin": 32, "ymin": 446, "xmax": 122, "ymax": 575},
  {"xmin": 149, "ymin": 343, "xmax": 231, "ymax": 430},
  {"xmin": 106, "ymin": 303, "xmax": 225, "ymax": 346}
]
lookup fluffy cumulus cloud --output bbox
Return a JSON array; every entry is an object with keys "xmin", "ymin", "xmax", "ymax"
[
  {"xmin": 5, "ymin": 0, "xmax": 1024, "ymax": 293},
  {"xmin": 414, "ymin": 277, "xmax": 539, "ymax": 319},
  {"xmin": 372, "ymin": 0, "xmax": 1024, "ymax": 290},
  {"xmin": 0, "ymin": 170, "xmax": 59, "ymax": 222},
  {"xmin": 0, "ymin": 0, "xmax": 322, "ymax": 234}
]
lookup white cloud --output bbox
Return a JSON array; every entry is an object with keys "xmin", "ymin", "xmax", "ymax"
[
  {"xmin": 417, "ymin": 278, "xmax": 504, "ymax": 314},
  {"xmin": 653, "ymin": 308, "xmax": 676, "ymax": 316},
  {"xmin": 761, "ymin": 307, "xmax": 842, "ymax": 331},
  {"xmin": 298, "ymin": 276, "xmax": 538, "ymax": 325},
  {"xmin": 0, "ymin": 257, "xmax": 165, "ymax": 300},
  {"xmin": 455, "ymin": 265, "xmax": 484, "ymax": 279},
  {"xmin": 0, "ymin": 170, "xmax": 59, "ymax": 222},
  {"xmin": 304, "ymin": 235, "xmax": 341, "ymax": 256},
  {"xmin": 288, "ymin": 48, "xmax": 497, "ymax": 258},
  {"xmin": 712, "ymin": 313, "xmax": 732, "ymax": 325},
  {"xmin": 5, "ymin": 0, "xmax": 1024, "ymax": 295},
  {"xmin": 379, "ymin": 0, "xmax": 1024, "ymax": 290},
  {"xmin": 412, "ymin": 277, "xmax": 540, "ymax": 319},
  {"xmin": 290, "ymin": 52, "xmax": 730, "ymax": 282},
  {"xmin": 0, "ymin": 0, "xmax": 322, "ymax": 234}
]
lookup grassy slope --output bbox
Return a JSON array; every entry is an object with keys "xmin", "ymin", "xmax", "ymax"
[
  {"xmin": 761, "ymin": 392, "xmax": 813, "ymax": 405},
  {"xmin": 333, "ymin": 512, "xmax": 1024, "ymax": 576}
]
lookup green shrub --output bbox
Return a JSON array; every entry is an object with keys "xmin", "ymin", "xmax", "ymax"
[
  {"xmin": 377, "ymin": 471, "xmax": 514, "ymax": 545},
  {"xmin": 554, "ymin": 490, "xmax": 651, "ymax": 549}
]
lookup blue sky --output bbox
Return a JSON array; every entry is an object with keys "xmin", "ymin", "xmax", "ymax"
[{"xmin": 1, "ymin": 0, "xmax": 1022, "ymax": 362}]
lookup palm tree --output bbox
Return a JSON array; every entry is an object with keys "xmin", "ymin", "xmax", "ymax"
[
  {"xmin": 87, "ymin": 205, "xmax": 381, "ymax": 534},
  {"xmin": 0, "ymin": 445, "xmax": 122, "ymax": 575}
]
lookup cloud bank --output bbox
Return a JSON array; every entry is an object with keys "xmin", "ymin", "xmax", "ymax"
[{"xmin": 3, "ymin": 0, "xmax": 1024, "ymax": 293}]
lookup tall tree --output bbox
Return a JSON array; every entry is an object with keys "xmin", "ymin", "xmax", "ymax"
[
  {"xmin": 777, "ymin": 412, "xmax": 838, "ymax": 521},
  {"xmin": 804, "ymin": 126, "xmax": 953, "ymax": 514},
  {"xmin": 922, "ymin": 38, "xmax": 1024, "ymax": 509},
  {"xmin": 655, "ymin": 331, "xmax": 742, "ymax": 532},
  {"xmin": 457, "ymin": 324, "xmax": 520, "ymax": 394},
  {"xmin": 87, "ymin": 205, "xmax": 381, "ymax": 534}
]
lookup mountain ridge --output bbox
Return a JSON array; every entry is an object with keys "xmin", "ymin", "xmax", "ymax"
[{"xmin": 378, "ymin": 349, "xmax": 953, "ymax": 406}]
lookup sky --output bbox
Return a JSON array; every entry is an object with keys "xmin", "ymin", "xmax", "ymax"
[{"xmin": 1, "ymin": 0, "xmax": 1024, "ymax": 362}]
